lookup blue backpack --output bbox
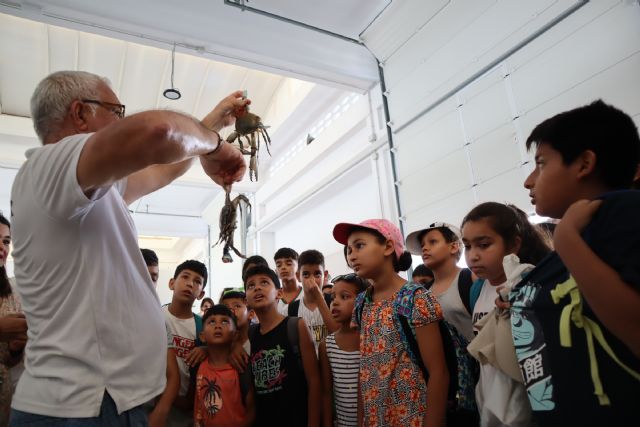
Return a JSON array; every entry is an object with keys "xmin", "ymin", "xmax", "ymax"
[{"xmin": 353, "ymin": 282, "xmax": 478, "ymax": 412}]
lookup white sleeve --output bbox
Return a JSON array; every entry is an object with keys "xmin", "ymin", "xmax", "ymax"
[{"xmin": 25, "ymin": 134, "xmax": 117, "ymax": 220}]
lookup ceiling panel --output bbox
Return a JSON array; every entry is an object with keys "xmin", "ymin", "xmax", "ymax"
[
  {"xmin": 0, "ymin": 0, "xmax": 378, "ymax": 91},
  {"xmin": 241, "ymin": 0, "xmax": 391, "ymax": 40}
]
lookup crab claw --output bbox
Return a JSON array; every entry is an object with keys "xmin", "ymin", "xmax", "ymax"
[{"xmin": 222, "ymin": 246, "xmax": 233, "ymax": 263}]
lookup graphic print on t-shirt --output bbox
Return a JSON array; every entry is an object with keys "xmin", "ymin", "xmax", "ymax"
[
  {"xmin": 171, "ymin": 334, "xmax": 196, "ymax": 359},
  {"xmin": 200, "ymin": 377, "xmax": 223, "ymax": 417},
  {"xmin": 251, "ymin": 345, "xmax": 287, "ymax": 394},
  {"xmin": 511, "ymin": 278, "xmax": 554, "ymax": 411}
]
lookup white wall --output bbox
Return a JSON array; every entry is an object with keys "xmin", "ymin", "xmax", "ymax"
[
  {"xmin": 250, "ymin": 86, "xmax": 397, "ymax": 276},
  {"xmin": 361, "ymin": 0, "xmax": 640, "ymax": 235}
]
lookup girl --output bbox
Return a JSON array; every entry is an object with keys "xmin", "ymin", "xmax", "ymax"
[
  {"xmin": 333, "ymin": 219, "xmax": 448, "ymax": 427},
  {"xmin": 461, "ymin": 202, "xmax": 550, "ymax": 427},
  {"xmin": 0, "ymin": 213, "xmax": 26, "ymax": 426},
  {"xmin": 319, "ymin": 273, "xmax": 369, "ymax": 427}
]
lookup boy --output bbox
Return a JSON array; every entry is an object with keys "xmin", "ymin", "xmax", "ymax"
[
  {"xmin": 406, "ymin": 222, "xmax": 476, "ymax": 341},
  {"xmin": 195, "ymin": 304, "xmax": 255, "ymax": 427},
  {"xmin": 220, "ymin": 289, "xmax": 251, "ymax": 355},
  {"xmin": 411, "ymin": 264, "xmax": 435, "ymax": 286},
  {"xmin": 511, "ymin": 100, "xmax": 640, "ymax": 425},
  {"xmin": 274, "ymin": 247, "xmax": 303, "ymax": 315},
  {"xmin": 292, "ymin": 249, "xmax": 339, "ymax": 354},
  {"xmin": 141, "ymin": 248, "xmax": 160, "ymax": 287},
  {"xmin": 162, "ymin": 260, "xmax": 208, "ymax": 426},
  {"xmin": 244, "ymin": 265, "xmax": 320, "ymax": 427}
]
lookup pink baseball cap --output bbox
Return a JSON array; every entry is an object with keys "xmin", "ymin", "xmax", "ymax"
[{"xmin": 333, "ymin": 219, "xmax": 405, "ymax": 259}]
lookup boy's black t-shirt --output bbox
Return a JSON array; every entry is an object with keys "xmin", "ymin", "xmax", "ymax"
[
  {"xmin": 250, "ymin": 316, "xmax": 308, "ymax": 427},
  {"xmin": 510, "ymin": 190, "xmax": 640, "ymax": 426}
]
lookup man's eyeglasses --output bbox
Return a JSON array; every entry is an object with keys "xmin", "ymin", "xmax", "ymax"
[{"xmin": 82, "ymin": 99, "xmax": 126, "ymax": 119}]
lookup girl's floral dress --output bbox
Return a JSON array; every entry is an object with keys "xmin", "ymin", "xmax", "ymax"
[{"xmin": 353, "ymin": 285, "xmax": 442, "ymax": 426}]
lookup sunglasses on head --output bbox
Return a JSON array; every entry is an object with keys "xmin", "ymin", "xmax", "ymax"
[
  {"xmin": 223, "ymin": 287, "xmax": 245, "ymax": 296},
  {"xmin": 330, "ymin": 273, "xmax": 359, "ymax": 284}
]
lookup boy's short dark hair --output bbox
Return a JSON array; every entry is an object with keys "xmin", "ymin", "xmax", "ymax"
[
  {"xmin": 243, "ymin": 265, "xmax": 281, "ymax": 289},
  {"xmin": 526, "ymin": 100, "xmax": 640, "ymax": 189},
  {"xmin": 242, "ymin": 255, "xmax": 269, "ymax": 280},
  {"xmin": 274, "ymin": 247, "xmax": 298, "ymax": 261},
  {"xmin": 141, "ymin": 248, "xmax": 158, "ymax": 266},
  {"xmin": 298, "ymin": 249, "xmax": 325, "ymax": 269},
  {"xmin": 413, "ymin": 264, "xmax": 434, "ymax": 278},
  {"xmin": 174, "ymin": 260, "xmax": 208, "ymax": 286},
  {"xmin": 220, "ymin": 289, "xmax": 246, "ymax": 303},
  {"xmin": 202, "ymin": 304, "xmax": 237, "ymax": 328}
]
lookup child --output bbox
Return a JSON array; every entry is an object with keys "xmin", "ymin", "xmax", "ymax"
[
  {"xmin": 141, "ymin": 248, "xmax": 160, "ymax": 287},
  {"xmin": 162, "ymin": 260, "xmax": 208, "ymax": 426},
  {"xmin": 461, "ymin": 202, "xmax": 550, "ymax": 426},
  {"xmin": 319, "ymin": 273, "xmax": 369, "ymax": 427},
  {"xmin": 274, "ymin": 248, "xmax": 303, "ymax": 315},
  {"xmin": 411, "ymin": 264, "xmax": 435, "ymax": 286},
  {"xmin": 510, "ymin": 100, "xmax": 640, "ymax": 426},
  {"xmin": 242, "ymin": 255, "xmax": 269, "ymax": 281},
  {"xmin": 220, "ymin": 289, "xmax": 251, "ymax": 355},
  {"xmin": 244, "ymin": 265, "xmax": 321, "ymax": 427},
  {"xmin": 406, "ymin": 223, "xmax": 480, "ymax": 424},
  {"xmin": 291, "ymin": 249, "xmax": 339, "ymax": 353},
  {"xmin": 199, "ymin": 297, "xmax": 214, "ymax": 317},
  {"xmin": 194, "ymin": 304, "xmax": 255, "ymax": 427},
  {"xmin": 333, "ymin": 219, "xmax": 448, "ymax": 427},
  {"xmin": 406, "ymin": 222, "xmax": 475, "ymax": 342}
]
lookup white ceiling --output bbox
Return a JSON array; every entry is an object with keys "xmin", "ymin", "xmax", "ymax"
[
  {"xmin": 0, "ymin": 8, "xmax": 367, "ymax": 239},
  {"xmin": 0, "ymin": 0, "xmax": 380, "ymax": 91}
]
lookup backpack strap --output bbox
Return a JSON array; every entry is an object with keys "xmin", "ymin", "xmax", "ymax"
[
  {"xmin": 193, "ymin": 313, "xmax": 204, "ymax": 346},
  {"xmin": 353, "ymin": 289, "xmax": 368, "ymax": 329},
  {"xmin": 288, "ymin": 299, "xmax": 300, "ymax": 317},
  {"xmin": 393, "ymin": 283, "xmax": 425, "ymax": 367},
  {"xmin": 238, "ymin": 364, "xmax": 252, "ymax": 407},
  {"xmin": 457, "ymin": 268, "xmax": 473, "ymax": 316},
  {"xmin": 287, "ymin": 316, "xmax": 303, "ymax": 371},
  {"xmin": 469, "ymin": 279, "xmax": 485, "ymax": 313},
  {"xmin": 248, "ymin": 323, "xmax": 259, "ymax": 342}
]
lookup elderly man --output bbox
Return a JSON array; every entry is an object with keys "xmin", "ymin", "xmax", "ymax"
[{"xmin": 9, "ymin": 71, "xmax": 247, "ymax": 425}]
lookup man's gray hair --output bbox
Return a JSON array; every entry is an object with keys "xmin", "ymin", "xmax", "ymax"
[{"xmin": 30, "ymin": 71, "xmax": 111, "ymax": 142}]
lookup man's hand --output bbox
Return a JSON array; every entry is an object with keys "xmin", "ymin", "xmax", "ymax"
[
  {"xmin": 0, "ymin": 313, "xmax": 27, "ymax": 342},
  {"xmin": 201, "ymin": 91, "xmax": 251, "ymax": 132},
  {"xmin": 554, "ymin": 199, "xmax": 602, "ymax": 252},
  {"xmin": 200, "ymin": 142, "xmax": 247, "ymax": 187},
  {"xmin": 185, "ymin": 347, "xmax": 207, "ymax": 368}
]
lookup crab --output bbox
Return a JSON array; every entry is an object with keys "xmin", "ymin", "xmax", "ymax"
[
  {"xmin": 214, "ymin": 187, "xmax": 251, "ymax": 263},
  {"xmin": 226, "ymin": 107, "xmax": 271, "ymax": 181}
]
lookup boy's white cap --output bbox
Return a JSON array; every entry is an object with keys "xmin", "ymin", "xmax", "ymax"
[{"xmin": 405, "ymin": 222, "xmax": 462, "ymax": 255}]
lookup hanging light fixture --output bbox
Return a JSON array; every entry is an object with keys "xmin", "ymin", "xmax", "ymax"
[{"xmin": 163, "ymin": 43, "xmax": 181, "ymax": 100}]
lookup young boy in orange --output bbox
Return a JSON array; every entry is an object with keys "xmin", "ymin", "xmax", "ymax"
[{"xmin": 194, "ymin": 304, "xmax": 255, "ymax": 427}]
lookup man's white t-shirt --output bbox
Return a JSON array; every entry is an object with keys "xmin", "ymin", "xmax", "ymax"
[{"xmin": 10, "ymin": 134, "xmax": 166, "ymax": 417}]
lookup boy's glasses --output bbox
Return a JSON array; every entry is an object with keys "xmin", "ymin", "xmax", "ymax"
[
  {"xmin": 222, "ymin": 287, "xmax": 245, "ymax": 296},
  {"xmin": 330, "ymin": 273, "xmax": 359, "ymax": 284}
]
